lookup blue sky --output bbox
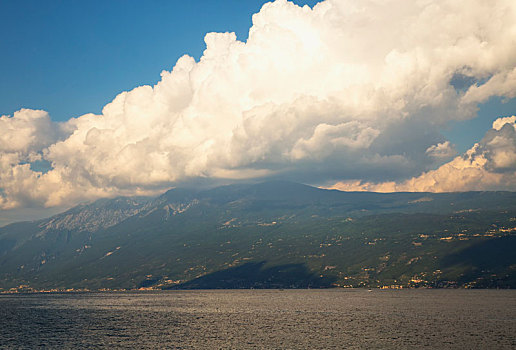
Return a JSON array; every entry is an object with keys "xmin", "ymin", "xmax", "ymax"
[
  {"xmin": 2, "ymin": 0, "xmax": 514, "ymax": 152},
  {"xmin": 0, "ymin": 0, "xmax": 318, "ymax": 121},
  {"xmin": 444, "ymin": 97, "xmax": 516, "ymax": 153},
  {"xmin": 0, "ymin": 0, "xmax": 515, "ymax": 225}
]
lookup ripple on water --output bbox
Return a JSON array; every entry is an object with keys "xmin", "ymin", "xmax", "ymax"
[{"xmin": 0, "ymin": 289, "xmax": 515, "ymax": 349}]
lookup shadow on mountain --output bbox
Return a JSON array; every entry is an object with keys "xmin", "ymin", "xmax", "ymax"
[
  {"xmin": 0, "ymin": 239, "xmax": 15, "ymax": 257},
  {"xmin": 165, "ymin": 261, "xmax": 336, "ymax": 289},
  {"xmin": 442, "ymin": 235, "xmax": 516, "ymax": 287}
]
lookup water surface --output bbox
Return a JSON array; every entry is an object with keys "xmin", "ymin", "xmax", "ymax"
[{"xmin": 0, "ymin": 289, "xmax": 515, "ymax": 349}]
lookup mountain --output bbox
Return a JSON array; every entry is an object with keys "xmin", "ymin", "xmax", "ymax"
[{"xmin": 0, "ymin": 181, "xmax": 515, "ymax": 291}]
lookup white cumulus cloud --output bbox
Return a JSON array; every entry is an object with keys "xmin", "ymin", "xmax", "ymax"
[
  {"xmin": 330, "ymin": 116, "xmax": 516, "ymax": 192},
  {"xmin": 1, "ymin": 0, "xmax": 516, "ymax": 210},
  {"xmin": 425, "ymin": 141, "xmax": 457, "ymax": 159}
]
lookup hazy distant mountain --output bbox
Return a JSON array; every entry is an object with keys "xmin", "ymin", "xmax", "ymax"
[{"xmin": 0, "ymin": 181, "xmax": 515, "ymax": 291}]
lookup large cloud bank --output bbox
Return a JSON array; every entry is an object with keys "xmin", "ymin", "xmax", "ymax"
[
  {"xmin": 1, "ymin": 0, "xmax": 516, "ymax": 210},
  {"xmin": 331, "ymin": 116, "xmax": 516, "ymax": 192}
]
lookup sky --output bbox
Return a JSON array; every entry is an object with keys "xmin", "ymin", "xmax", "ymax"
[
  {"xmin": 1, "ymin": 0, "xmax": 515, "ymax": 225},
  {"xmin": 0, "ymin": 0, "xmax": 318, "ymax": 122}
]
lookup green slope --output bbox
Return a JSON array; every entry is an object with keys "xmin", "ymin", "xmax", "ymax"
[{"xmin": 0, "ymin": 182, "xmax": 515, "ymax": 291}]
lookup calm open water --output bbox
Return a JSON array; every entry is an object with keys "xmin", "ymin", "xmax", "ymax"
[{"xmin": 0, "ymin": 289, "xmax": 514, "ymax": 349}]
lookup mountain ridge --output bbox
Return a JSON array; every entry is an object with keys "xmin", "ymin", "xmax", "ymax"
[{"xmin": 1, "ymin": 181, "xmax": 515, "ymax": 291}]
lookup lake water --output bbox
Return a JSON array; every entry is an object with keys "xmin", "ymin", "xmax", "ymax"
[{"xmin": 0, "ymin": 289, "xmax": 514, "ymax": 349}]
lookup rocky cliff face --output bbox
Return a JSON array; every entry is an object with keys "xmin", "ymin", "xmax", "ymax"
[{"xmin": 37, "ymin": 198, "xmax": 149, "ymax": 234}]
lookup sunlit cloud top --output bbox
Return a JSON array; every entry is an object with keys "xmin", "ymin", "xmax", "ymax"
[{"xmin": 1, "ymin": 0, "xmax": 516, "ymax": 213}]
